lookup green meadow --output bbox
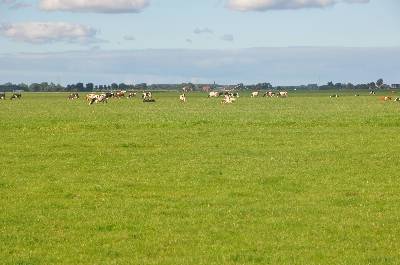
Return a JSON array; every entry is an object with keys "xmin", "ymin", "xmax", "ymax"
[{"xmin": 1, "ymin": 91, "xmax": 400, "ymax": 264}]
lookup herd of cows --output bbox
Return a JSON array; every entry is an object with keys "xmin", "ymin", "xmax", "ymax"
[
  {"xmin": 1, "ymin": 90, "xmax": 400, "ymax": 104},
  {"xmin": 74, "ymin": 90, "xmax": 290, "ymax": 105}
]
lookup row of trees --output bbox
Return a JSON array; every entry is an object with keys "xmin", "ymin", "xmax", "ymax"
[{"xmin": 0, "ymin": 79, "xmax": 393, "ymax": 92}]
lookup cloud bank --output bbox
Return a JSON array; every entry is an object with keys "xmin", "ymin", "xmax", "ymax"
[
  {"xmin": 39, "ymin": 0, "xmax": 150, "ymax": 13},
  {"xmin": 0, "ymin": 22, "xmax": 98, "ymax": 43},
  {"xmin": 227, "ymin": 0, "xmax": 369, "ymax": 11},
  {"xmin": 0, "ymin": 47, "xmax": 398, "ymax": 85}
]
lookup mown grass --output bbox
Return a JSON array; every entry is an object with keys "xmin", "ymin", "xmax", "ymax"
[{"xmin": 1, "ymin": 91, "xmax": 400, "ymax": 264}]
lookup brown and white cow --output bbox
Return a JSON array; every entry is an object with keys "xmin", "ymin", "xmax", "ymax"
[{"xmin": 277, "ymin": 91, "xmax": 288, "ymax": 97}]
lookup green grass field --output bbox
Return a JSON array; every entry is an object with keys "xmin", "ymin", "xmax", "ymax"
[{"xmin": 1, "ymin": 91, "xmax": 400, "ymax": 264}]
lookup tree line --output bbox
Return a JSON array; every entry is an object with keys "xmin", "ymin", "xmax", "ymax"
[{"xmin": 0, "ymin": 79, "xmax": 393, "ymax": 92}]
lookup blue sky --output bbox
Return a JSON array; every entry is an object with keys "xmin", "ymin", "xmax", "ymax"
[{"xmin": 0, "ymin": 0, "xmax": 399, "ymax": 85}]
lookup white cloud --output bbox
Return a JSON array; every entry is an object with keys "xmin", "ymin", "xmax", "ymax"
[
  {"xmin": 194, "ymin": 27, "xmax": 214, "ymax": 34},
  {"xmin": 39, "ymin": 0, "xmax": 150, "ymax": 13},
  {"xmin": 1, "ymin": 0, "xmax": 31, "ymax": 9},
  {"xmin": 123, "ymin": 35, "xmax": 136, "ymax": 41},
  {"xmin": 0, "ymin": 22, "xmax": 98, "ymax": 44},
  {"xmin": 226, "ymin": 0, "xmax": 369, "ymax": 11},
  {"xmin": 221, "ymin": 34, "xmax": 234, "ymax": 42}
]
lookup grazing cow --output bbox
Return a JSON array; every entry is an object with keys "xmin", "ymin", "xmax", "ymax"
[
  {"xmin": 355, "ymin": 94, "xmax": 360, "ymax": 97},
  {"xmin": 127, "ymin": 92, "xmax": 136, "ymax": 99},
  {"xmin": 142, "ymin": 92, "xmax": 152, "ymax": 99},
  {"xmin": 105, "ymin": 92, "xmax": 114, "ymax": 98},
  {"xmin": 330, "ymin": 94, "xmax": 339, "ymax": 98},
  {"xmin": 89, "ymin": 94, "xmax": 108, "ymax": 105},
  {"xmin": 0, "ymin": 92, "xmax": 5, "ymax": 100},
  {"xmin": 179, "ymin": 93, "xmax": 186, "ymax": 102},
  {"xmin": 381, "ymin": 96, "xmax": 392, "ymax": 101},
  {"xmin": 208, "ymin": 91, "xmax": 219, "ymax": 98},
  {"xmin": 68, "ymin": 93, "xmax": 79, "ymax": 100},
  {"xmin": 86, "ymin": 93, "xmax": 97, "ymax": 102},
  {"xmin": 114, "ymin": 91, "xmax": 126, "ymax": 99},
  {"xmin": 394, "ymin": 97, "xmax": 400, "ymax": 102},
  {"xmin": 251, "ymin": 91, "xmax": 259, "ymax": 98},
  {"xmin": 10, "ymin": 93, "xmax": 22, "ymax": 100},
  {"xmin": 263, "ymin": 91, "xmax": 275, "ymax": 97},
  {"xmin": 369, "ymin": 90, "xmax": 376, "ymax": 95},
  {"xmin": 277, "ymin": 91, "xmax": 288, "ymax": 97}
]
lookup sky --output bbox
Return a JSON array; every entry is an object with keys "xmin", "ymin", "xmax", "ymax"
[{"xmin": 0, "ymin": 0, "xmax": 399, "ymax": 85}]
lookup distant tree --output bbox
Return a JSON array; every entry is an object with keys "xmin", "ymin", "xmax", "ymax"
[
  {"xmin": 76, "ymin": 83, "xmax": 84, "ymax": 91},
  {"xmin": 376, "ymin": 78, "xmax": 384, "ymax": 89},
  {"xmin": 86, "ymin": 83, "xmax": 94, "ymax": 91}
]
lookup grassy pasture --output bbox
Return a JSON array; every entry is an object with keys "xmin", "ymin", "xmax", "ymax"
[{"xmin": 1, "ymin": 91, "xmax": 400, "ymax": 264}]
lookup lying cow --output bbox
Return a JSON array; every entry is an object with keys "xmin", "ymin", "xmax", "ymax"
[
  {"xmin": 330, "ymin": 94, "xmax": 339, "ymax": 98},
  {"xmin": 68, "ymin": 93, "xmax": 79, "ymax": 100},
  {"xmin": 208, "ymin": 91, "xmax": 219, "ymax": 98},
  {"xmin": 179, "ymin": 94, "xmax": 186, "ymax": 103},
  {"xmin": 143, "ymin": 98, "xmax": 156, "ymax": 103},
  {"xmin": 370, "ymin": 91, "xmax": 376, "ymax": 95},
  {"xmin": 221, "ymin": 95, "xmax": 236, "ymax": 104},
  {"xmin": 394, "ymin": 97, "xmax": 400, "ymax": 102},
  {"xmin": 381, "ymin": 96, "xmax": 392, "ymax": 101},
  {"xmin": 251, "ymin": 91, "xmax": 259, "ymax": 98},
  {"xmin": 277, "ymin": 91, "xmax": 288, "ymax": 97},
  {"xmin": 127, "ymin": 92, "xmax": 136, "ymax": 99}
]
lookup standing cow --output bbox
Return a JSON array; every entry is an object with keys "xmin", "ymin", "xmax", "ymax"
[
  {"xmin": 179, "ymin": 94, "xmax": 186, "ymax": 103},
  {"xmin": 10, "ymin": 93, "xmax": 22, "ymax": 100},
  {"xmin": 0, "ymin": 92, "xmax": 5, "ymax": 100},
  {"xmin": 251, "ymin": 91, "xmax": 259, "ymax": 98},
  {"xmin": 142, "ymin": 92, "xmax": 152, "ymax": 99}
]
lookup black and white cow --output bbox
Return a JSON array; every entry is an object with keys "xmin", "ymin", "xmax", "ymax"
[
  {"xmin": 127, "ymin": 92, "xmax": 137, "ymax": 99},
  {"xmin": 0, "ymin": 92, "xmax": 5, "ymax": 100},
  {"xmin": 142, "ymin": 92, "xmax": 152, "ymax": 99},
  {"xmin": 68, "ymin": 93, "xmax": 79, "ymax": 100},
  {"xmin": 10, "ymin": 93, "xmax": 22, "ymax": 100}
]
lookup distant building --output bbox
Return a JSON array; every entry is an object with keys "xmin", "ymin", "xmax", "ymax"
[
  {"xmin": 391, "ymin": 84, "xmax": 400, "ymax": 89},
  {"xmin": 202, "ymin": 85, "xmax": 212, "ymax": 92},
  {"xmin": 307, "ymin": 84, "xmax": 318, "ymax": 89}
]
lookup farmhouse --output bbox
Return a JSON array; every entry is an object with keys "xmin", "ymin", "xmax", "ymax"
[{"xmin": 202, "ymin": 85, "xmax": 212, "ymax": 92}]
